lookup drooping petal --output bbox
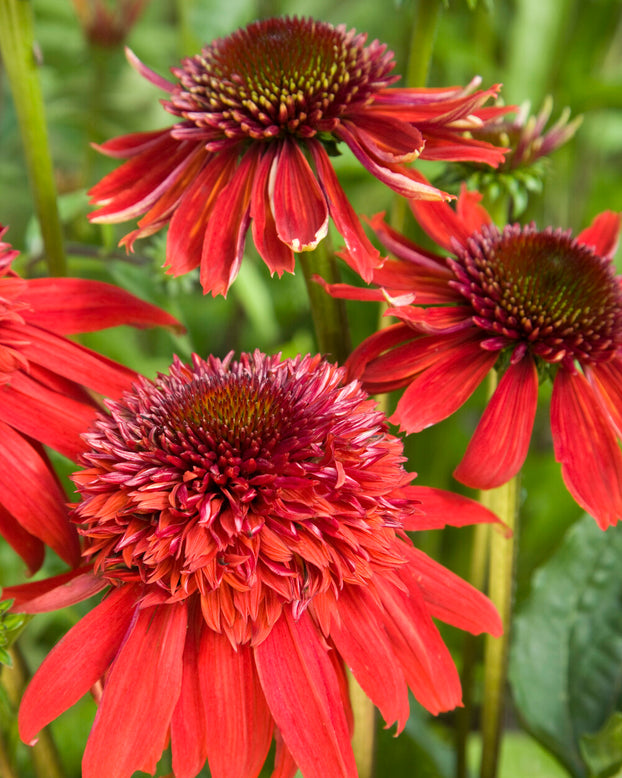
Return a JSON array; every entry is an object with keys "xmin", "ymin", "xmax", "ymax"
[
  {"xmin": 3, "ymin": 567, "xmax": 104, "ymax": 612},
  {"xmin": 340, "ymin": 112, "xmax": 423, "ymax": 163},
  {"xmin": 0, "ymin": 503, "xmax": 44, "ymax": 574},
  {"xmin": 271, "ymin": 730, "xmax": 299, "ymax": 778},
  {"xmin": 392, "ymin": 336, "xmax": 497, "ymax": 432},
  {"xmin": 171, "ymin": 616, "xmax": 208, "ymax": 778},
  {"xmin": 454, "ymin": 355, "xmax": 538, "ymax": 489},
  {"xmin": 254, "ymin": 608, "xmax": 357, "ymax": 778},
  {"xmin": 200, "ymin": 628, "xmax": 273, "ymax": 778},
  {"xmin": 199, "ymin": 146, "xmax": 259, "ymax": 296},
  {"xmin": 399, "ymin": 544, "xmax": 502, "ymax": 637},
  {"xmin": 250, "ymin": 145, "xmax": 296, "ymax": 277},
  {"xmin": 586, "ymin": 356, "xmax": 622, "ymax": 438},
  {"xmin": 19, "ymin": 584, "xmax": 138, "ymax": 745},
  {"xmin": 19, "ymin": 278, "xmax": 182, "ymax": 335},
  {"xmin": 551, "ymin": 369, "xmax": 622, "ymax": 528},
  {"xmin": 0, "ymin": 421, "xmax": 80, "ymax": 566},
  {"xmin": 91, "ymin": 128, "xmax": 172, "ymax": 159},
  {"xmin": 330, "ymin": 585, "xmax": 409, "ymax": 731},
  {"xmin": 272, "ymin": 138, "xmax": 329, "ymax": 252},
  {"xmin": 374, "ymin": 575, "xmax": 463, "ymax": 714},
  {"xmin": 402, "ymin": 486, "xmax": 502, "ymax": 531},
  {"xmin": 82, "ymin": 602, "xmax": 187, "ymax": 778},
  {"xmin": 576, "ymin": 211, "xmax": 621, "ymax": 259},
  {"xmin": 308, "ymin": 140, "xmax": 382, "ymax": 282}
]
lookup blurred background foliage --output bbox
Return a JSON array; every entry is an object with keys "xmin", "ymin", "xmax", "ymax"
[{"xmin": 0, "ymin": 0, "xmax": 621, "ymax": 776}]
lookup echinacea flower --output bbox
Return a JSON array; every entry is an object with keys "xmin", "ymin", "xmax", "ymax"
[
  {"xmin": 71, "ymin": 0, "xmax": 150, "ymax": 47},
  {"xmin": 0, "ymin": 224, "xmax": 181, "ymax": 573},
  {"xmin": 6, "ymin": 351, "xmax": 501, "ymax": 778},
  {"xmin": 89, "ymin": 15, "xmax": 510, "ymax": 296},
  {"xmin": 321, "ymin": 190, "xmax": 622, "ymax": 528}
]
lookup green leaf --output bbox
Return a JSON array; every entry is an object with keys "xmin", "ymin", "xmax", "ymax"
[
  {"xmin": 581, "ymin": 712, "xmax": 622, "ymax": 778},
  {"xmin": 509, "ymin": 515, "xmax": 622, "ymax": 777}
]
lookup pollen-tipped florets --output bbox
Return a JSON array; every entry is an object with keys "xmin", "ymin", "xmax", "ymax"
[
  {"xmin": 449, "ymin": 223, "xmax": 622, "ymax": 370},
  {"xmin": 165, "ymin": 16, "xmax": 397, "ymax": 144},
  {"xmin": 72, "ymin": 351, "xmax": 416, "ymax": 645}
]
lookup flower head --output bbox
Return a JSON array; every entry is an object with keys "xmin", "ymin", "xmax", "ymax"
[
  {"xmin": 89, "ymin": 16, "xmax": 509, "ymax": 296},
  {"xmin": 0, "ymin": 224, "xmax": 181, "ymax": 572},
  {"xmin": 9, "ymin": 351, "xmax": 501, "ymax": 778},
  {"xmin": 322, "ymin": 191, "xmax": 622, "ymax": 527},
  {"xmin": 71, "ymin": 0, "xmax": 150, "ymax": 47}
]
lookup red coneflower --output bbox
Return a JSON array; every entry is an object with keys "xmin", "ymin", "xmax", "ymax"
[
  {"xmin": 0, "ymin": 224, "xmax": 181, "ymax": 572},
  {"xmin": 7, "ymin": 351, "xmax": 501, "ymax": 778},
  {"xmin": 89, "ymin": 16, "xmax": 509, "ymax": 296},
  {"xmin": 322, "ymin": 188, "xmax": 622, "ymax": 528}
]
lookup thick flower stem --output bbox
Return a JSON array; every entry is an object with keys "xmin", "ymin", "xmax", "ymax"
[
  {"xmin": 405, "ymin": 0, "xmax": 443, "ymax": 88},
  {"xmin": 479, "ymin": 474, "xmax": 520, "ymax": 778},
  {"xmin": 2, "ymin": 646, "xmax": 67, "ymax": 778},
  {"xmin": 348, "ymin": 671, "xmax": 376, "ymax": 778},
  {"xmin": 299, "ymin": 240, "xmax": 351, "ymax": 365},
  {"xmin": 0, "ymin": 0, "xmax": 66, "ymax": 276}
]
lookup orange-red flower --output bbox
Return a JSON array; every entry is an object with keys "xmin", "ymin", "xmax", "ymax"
[
  {"xmin": 7, "ymin": 351, "xmax": 501, "ymax": 778},
  {"xmin": 89, "ymin": 16, "xmax": 509, "ymax": 296},
  {"xmin": 322, "ymin": 189, "xmax": 622, "ymax": 528},
  {"xmin": 0, "ymin": 225, "xmax": 181, "ymax": 572}
]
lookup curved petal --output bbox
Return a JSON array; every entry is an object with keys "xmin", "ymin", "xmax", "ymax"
[
  {"xmin": 374, "ymin": 575, "xmax": 462, "ymax": 714},
  {"xmin": 271, "ymin": 730, "xmax": 299, "ymax": 778},
  {"xmin": 0, "ymin": 502, "xmax": 44, "ymax": 574},
  {"xmin": 272, "ymin": 138, "xmax": 329, "ymax": 252},
  {"xmin": 340, "ymin": 113, "xmax": 423, "ymax": 163},
  {"xmin": 171, "ymin": 616, "xmax": 208, "ymax": 778},
  {"xmin": 125, "ymin": 47, "xmax": 175, "ymax": 91},
  {"xmin": 83, "ymin": 601, "xmax": 187, "ymax": 778},
  {"xmin": 308, "ymin": 140, "xmax": 381, "ymax": 282},
  {"xmin": 399, "ymin": 544, "xmax": 502, "ymax": 637},
  {"xmin": 454, "ymin": 356, "xmax": 538, "ymax": 489},
  {"xmin": 250, "ymin": 145, "xmax": 296, "ymax": 277},
  {"xmin": 586, "ymin": 356, "xmax": 622, "ymax": 437},
  {"xmin": 392, "ymin": 336, "xmax": 497, "ymax": 433},
  {"xmin": 330, "ymin": 585, "xmax": 409, "ymax": 731},
  {"xmin": 199, "ymin": 146, "xmax": 259, "ymax": 296},
  {"xmin": 3, "ymin": 567, "xmax": 103, "ymax": 612},
  {"xmin": 19, "ymin": 584, "xmax": 138, "ymax": 744},
  {"xmin": 576, "ymin": 211, "xmax": 621, "ymax": 259},
  {"xmin": 0, "ymin": 421, "xmax": 80, "ymax": 566},
  {"xmin": 19, "ymin": 278, "xmax": 182, "ymax": 335},
  {"xmin": 91, "ymin": 128, "xmax": 172, "ymax": 159},
  {"xmin": 200, "ymin": 628, "xmax": 273, "ymax": 778},
  {"xmin": 551, "ymin": 369, "xmax": 622, "ymax": 528},
  {"xmin": 254, "ymin": 608, "xmax": 357, "ymax": 778},
  {"xmin": 402, "ymin": 486, "xmax": 502, "ymax": 531}
]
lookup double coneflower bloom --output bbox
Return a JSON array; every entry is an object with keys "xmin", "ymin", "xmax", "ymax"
[
  {"xmin": 89, "ymin": 16, "xmax": 509, "ymax": 295},
  {"xmin": 0, "ymin": 225, "xmax": 180, "ymax": 573},
  {"xmin": 324, "ymin": 187, "xmax": 622, "ymax": 528},
  {"xmin": 7, "ymin": 351, "xmax": 502, "ymax": 778}
]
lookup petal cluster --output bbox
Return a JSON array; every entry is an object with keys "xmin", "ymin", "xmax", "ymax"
[
  {"xmin": 89, "ymin": 16, "xmax": 510, "ymax": 296},
  {"xmin": 9, "ymin": 351, "xmax": 501, "ymax": 778},
  {"xmin": 323, "ymin": 190, "xmax": 622, "ymax": 527},
  {"xmin": 0, "ymin": 225, "xmax": 181, "ymax": 572}
]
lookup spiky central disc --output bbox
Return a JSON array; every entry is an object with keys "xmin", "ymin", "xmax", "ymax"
[
  {"xmin": 167, "ymin": 16, "xmax": 396, "ymax": 141},
  {"xmin": 451, "ymin": 224, "xmax": 622, "ymax": 367},
  {"xmin": 73, "ymin": 353, "xmax": 412, "ymax": 645}
]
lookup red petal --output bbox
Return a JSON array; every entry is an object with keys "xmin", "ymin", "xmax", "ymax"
[
  {"xmin": 171, "ymin": 617, "xmax": 208, "ymax": 778},
  {"xmin": 19, "ymin": 584, "xmax": 138, "ymax": 745},
  {"xmin": 82, "ymin": 602, "xmax": 187, "ymax": 778},
  {"xmin": 392, "ymin": 336, "xmax": 497, "ymax": 432},
  {"xmin": 166, "ymin": 147, "xmax": 239, "ymax": 275},
  {"xmin": 576, "ymin": 211, "xmax": 621, "ymax": 259},
  {"xmin": 551, "ymin": 369, "xmax": 622, "ymax": 528},
  {"xmin": 454, "ymin": 356, "xmax": 538, "ymax": 489},
  {"xmin": 199, "ymin": 147, "xmax": 258, "ymax": 296},
  {"xmin": 341, "ymin": 113, "xmax": 423, "ymax": 163},
  {"xmin": 0, "ymin": 502, "xmax": 44, "ymax": 574},
  {"xmin": 587, "ymin": 357, "xmax": 622, "ymax": 437},
  {"xmin": 19, "ymin": 278, "xmax": 182, "ymax": 334},
  {"xmin": 272, "ymin": 138, "xmax": 329, "ymax": 252},
  {"xmin": 331, "ymin": 586, "xmax": 409, "ymax": 731},
  {"xmin": 250, "ymin": 146, "xmax": 296, "ymax": 277},
  {"xmin": 308, "ymin": 140, "xmax": 381, "ymax": 282},
  {"xmin": 402, "ymin": 486, "xmax": 502, "ymax": 531},
  {"xmin": 0, "ymin": 421, "xmax": 80, "ymax": 566},
  {"xmin": 399, "ymin": 544, "xmax": 502, "ymax": 637},
  {"xmin": 374, "ymin": 576, "xmax": 462, "ymax": 714},
  {"xmin": 200, "ymin": 629, "xmax": 273, "ymax": 778},
  {"xmin": 3, "ymin": 566, "xmax": 102, "ymax": 612},
  {"xmin": 271, "ymin": 730, "xmax": 299, "ymax": 778},
  {"xmin": 92, "ymin": 128, "xmax": 171, "ymax": 159},
  {"xmin": 254, "ymin": 608, "xmax": 357, "ymax": 778},
  {"xmin": 125, "ymin": 47, "xmax": 175, "ymax": 92}
]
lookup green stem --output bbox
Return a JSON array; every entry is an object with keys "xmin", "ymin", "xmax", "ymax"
[
  {"xmin": 478, "ymin": 378, "xmax": 521, "ymax": 778},
  {"xmin": 299, "ymin": 238, "xmax": 351, "ymax": 365},
  {"xmin": 0, "ymin": 730, "xmax": 20, "ymax": 778},
  {"xmin": 348, "ymin": 670, "xmax": 376, "ymax": 778},
  {"xmin": 0, "ymin": 0, "xmax": 66, "ymax": 276},
  {"xmin": 405, "ymin": 0, "xmax": 443, "ymax": 88},
  {"xmin": 2, "ymin": 645, "xmax": 67, "ymax": 778}
]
